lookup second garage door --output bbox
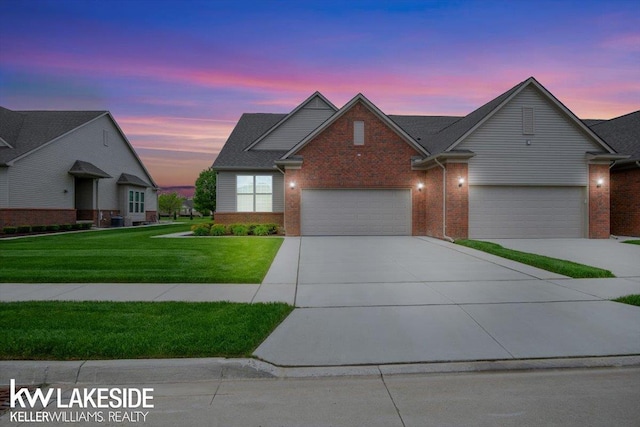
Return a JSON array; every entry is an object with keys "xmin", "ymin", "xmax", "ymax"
[
  {"xmin": 301, "ymin": 189, "xmax": 412, "ymax": 235},
  {"xmin": 469, "ymin": 186, "xmax": 586, "ymax": 238}
]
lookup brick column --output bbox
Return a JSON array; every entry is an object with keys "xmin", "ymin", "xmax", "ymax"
[
  {"xmin": 284, "ymin": 169, "xmax": 301, "ymax": 236},
  {"xmin": 445, "ymin": 163, "xmax": 469, "ymax": 240},
  {"xmin": 589, "ymin": 163, "xmax": 610, "ymax": 239}
]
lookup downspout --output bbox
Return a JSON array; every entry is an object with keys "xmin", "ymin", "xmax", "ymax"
[
  {"xmin": 95, "ymin": 179, "xmax": 100, "ymax": 228},
  {"xmin": 434, "ymin": 158, "xmax": 455, "ymax": 243}
]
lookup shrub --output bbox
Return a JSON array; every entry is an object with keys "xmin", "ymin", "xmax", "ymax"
[
  {"xmin": 253, "ymin": 225, "xmax": 270, "ymax": 236},
  {"xmin": 71, "ymin": 224, "xmax": 82, "ymax": 230},
  {"xmin": 264, "ymin": 223, "xmax": 279, "ymax": 235},
  {"xmin": 192, "ymin": 224, "xmax": 211, "ymax": 236},
  {"xmin": 60, "ymin": 224, "xmax": 73, "ymax": 231},
  {"xmin": 230, "ymin": 224, "xmax": 248, "ymax": 236},
  {"xmin": 31, "ymin": 225, "xmax": 46, "ymax": 232},
  {"xmin": 210, "ymin": 224, "xmax": 227, "ymax": 236},
  {"xmin": 45, "ymin": 225, "xmax": 60, "ymax": 232},
  {"xmin": 3, "ymin": 227, "xmax": 17, "ymax": 234},
  {"xmin": 80, "ymin": 223, "xmax": 92, "ymax": 230},
  {"xmin": 17, "ymin": 225, "xmax": 31, "ymax": 233}
]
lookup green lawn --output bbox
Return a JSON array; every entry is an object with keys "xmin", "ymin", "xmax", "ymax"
[
  {"xmin": 614, "ymin": 294, "xmax": 640, "ymax": 306},
  {"xmin": 623, "ymin": 240, "xmax": 640, "ymax": 245},
  {"xmin": 0, "ymin": 301, "xmax": 293, "ymax": 360},
  {"xmin": 456, "ymin": 240, "xmax": 615, "ymax": 278},
  {"xmin": 0, "ymin": 224, "xmax": 283, "ymax": 283}
]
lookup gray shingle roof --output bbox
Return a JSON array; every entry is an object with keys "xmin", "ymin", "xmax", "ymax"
[
  {"xmin": 589, "ymin": 110, "xmax": 640, "ymax": 161},
  {"xmin": 68, "ymin": 160, "xmax": 112, "ymax": 178},
  {"xmin": 389, "ymin": 115, "xmax": 462, "ymax": 152},
  {"xmin": 212, "ymin": 113, "xmax": 288, "ymax": 169},
  {"xmin": 0, "ymin": 107, "xmax": 107, "ymax": 165},
  {"xmin": 117, "ymin": 173, "xmax": 151, "ymax": 187}
]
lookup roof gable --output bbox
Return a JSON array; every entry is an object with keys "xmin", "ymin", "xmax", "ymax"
[
  {"xmin": 439, "ymin": 77, "xmax": 616, "ymax": 155},
  {"xmin": 282, "ymin": 93, "xmax": 429, "ymax": 159},
  {"xmin": 245, "ymin": 92, "xmax": 337, "ymax": 151}
]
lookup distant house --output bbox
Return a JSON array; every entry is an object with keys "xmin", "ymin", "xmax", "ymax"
[
  {"xmin": 588, "ymin": 111, "xmax": 640, "ymax": 237},
  {"xmin": 0, "ymin": 107, "xmax": 158, "ymax": 228},
  {"xmin": 180, "ymin": 199, "xmax": 205, "ymax": 217},
  {"xmin": 212, "ymin": 77, "xmax": 625, "ymax": 239}
]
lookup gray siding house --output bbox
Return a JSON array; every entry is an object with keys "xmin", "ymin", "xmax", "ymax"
[
  {"xmin": 212, "ymin": 77, "xmax": 629, "ymax": 239},
  {"xmin": 0, "ymin": 107, "xmax": 158, "ymax": 228}
]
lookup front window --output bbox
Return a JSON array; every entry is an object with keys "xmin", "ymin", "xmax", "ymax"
[
  {"xmin": 128, "ymin": 190, "xmax": 146, "ymax": 214},
  {"xmin": 237, "ymin": 175, "xmax": 272, "ymax": 212}
]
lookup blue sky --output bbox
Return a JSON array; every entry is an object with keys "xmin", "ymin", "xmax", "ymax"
[{"xmin": 1, "ymin": 0, "xmax": 638, "ymax": 185}]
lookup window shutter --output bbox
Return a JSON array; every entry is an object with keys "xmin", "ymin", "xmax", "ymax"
[{"xmin": 354, "ymin": 121, "xmax": 364, "ymax": 145}]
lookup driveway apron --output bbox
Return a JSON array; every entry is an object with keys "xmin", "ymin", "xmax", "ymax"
[{"xmin": 254, "ymin": 237, "xmax": 640, "ymax": 366}]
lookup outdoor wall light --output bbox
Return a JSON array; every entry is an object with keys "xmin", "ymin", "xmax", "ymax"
[
  {"xmin": 458, "ymin": 177, "xmax": 465, "ymax": 187},
  {"xmin": 417, "ymin": 183, "xmax": 424, "ymax": 191},
  {"xmin": 597, "ymin": 178, "xmax": 604, "ymax": 188},
  {"xmin": 289, "ymin": 181, "xmax": 296, "ymax": 189}
]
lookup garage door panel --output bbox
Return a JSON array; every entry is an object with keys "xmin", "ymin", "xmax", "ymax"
[
  {"xmin": 301, "ymin": 189, "xmax": 411, "ymax": 236},
  {"xmin": 469, "ymin": 186, "xmax": 585, "ymax": 238}
]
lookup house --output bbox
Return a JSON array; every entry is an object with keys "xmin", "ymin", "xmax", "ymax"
[
  {"xmin": 0, "ymin": 107, "xmax": 158, "ymax": 228},
  {"xmin": 212, "ymin": 77, "xmax": 626, "ymax": 239},
  {"xmin": 587, "ymin": 111, "xmax": 640, "ymax": 237}
]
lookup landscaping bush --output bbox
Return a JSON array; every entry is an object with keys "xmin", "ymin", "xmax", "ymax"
[
  {"xmin": 230, "ymin": 224, "xmax": 249, "ymax": 236},
  {"xmin": 17, "ymin": 225, "xmax": 31, "ymax": 233},
  {"xmin": 80, "ymin": 223, "xmax": 92, "ymax": 230},
  {"xmin": 71, "ymin": 224, "xmax": 82, "ymax": 230},
  {"xmin": 60, "ymin": 224, "xmax": 73, "ymax": 231},
  {"xmin": 210, "ymin": 224, "xmax": 227, "ymax": 236},
  {"xmin": 3, "ymin": 227, "xmax": 17, "ymax": 234},
  {"xmin": 192, "ymin": 223, "xmax": 211, "ymax": 236},
  {"xmin": 31, "ymin": 225, "xmax": 46, "ymax": 232},
  {"xmin": 264, "ymin": 223, "xmax": 279, "ymax": 235},
  {"xmin": 45, "ymin": 225, "xmax": 60, "ymax": 232},
  {"xmin": 253, "ymin": 225, "xmax": 270, "ymax": 236}
]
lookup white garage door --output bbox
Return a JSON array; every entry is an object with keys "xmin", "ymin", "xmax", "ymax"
[
  {"xmin": 301, "ymin": 189, "xmax": 412, "ymax": 235},
  {"xmin": 469, "ymin": 186, "xmax": 586, "ymax": 238}
]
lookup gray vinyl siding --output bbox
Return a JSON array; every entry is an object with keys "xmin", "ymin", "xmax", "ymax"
[
  {"xmin": 252, "ymin": 98, "xmax": 334, "ymax": 151},
  {"xmin": 0, "ymin": 167, "xmax": 8, "ymax": 206},
  {"xmin": 5, "ymin": 115, "xmax": 157, "ymax": 213},
  {"xmin": 216, "ymin": 170, "xmax": 284, "ymax": 212},
  {"xmin": 457, "ymin": 86, "xmax": 602, "ymax": 186}
]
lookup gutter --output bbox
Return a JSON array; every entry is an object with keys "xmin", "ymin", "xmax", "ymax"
[{"xmin": 434, "ymin": 158, "xmax": 455, "ymax": 243}]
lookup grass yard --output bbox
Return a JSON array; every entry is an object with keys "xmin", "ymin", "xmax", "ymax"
[
  {"xmin": 614, "ymin": 294, "xmax": 640, "ymax": 307},
  {"xmin": 0, "ymin": 301, "xmax": 293, "ymax": 360},
  {"xmin": 623, "ymin": 240, "xmax": 640, "ymax": 245},
  {"xmin": 456, "ymin": 240, "xmax": 615, "ymax": 279},
  {"xmin": 0, "ymin": 223, "xmax": 283, "ymax": 283}
]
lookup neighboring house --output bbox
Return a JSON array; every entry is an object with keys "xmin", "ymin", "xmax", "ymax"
[
  {"xmin": 588, "ymin": 111, "xmax": 640, "ymax": 237},
  {"xmin": 212, "ymin": 77, "xmax": 625, "ymax": 239},
  {"xmin": 0, "ymin": 107, "xmax": 158, "ymax": 228},
  {"xmin": 180, "ymin": 199, "xmax": 204, "ymax": 217}
]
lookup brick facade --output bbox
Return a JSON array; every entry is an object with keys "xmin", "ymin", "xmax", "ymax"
[
  {"xmin": 214, "ymin": 212, "xmax": 284, "ymax": 228},
  {"xmin": 610, "ymin": 168, "xmax": 640, "ymax": 237},
  {"xmin": 284, "ymin": 101, "xmax": 426, "ymax": 236},
  {"xmin": 423, "ymin": 163, "xmax": 469, "ymax": 240},
  {"xmin": 0, "ymin": 209, "xmax": 76, "ymax": 229},
  {"xmin": 588, "ymin": 163, "xmax": 611, "ymax": 238}
]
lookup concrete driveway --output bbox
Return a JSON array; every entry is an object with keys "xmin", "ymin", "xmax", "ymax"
[{"xmin": 254, "ymin": 236, "xmax": 640, "ymax": 366}]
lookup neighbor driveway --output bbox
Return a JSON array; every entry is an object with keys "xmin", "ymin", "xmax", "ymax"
[{"xmin": 254, "ymin": 236, "xmax": 640, "ymax": 366}]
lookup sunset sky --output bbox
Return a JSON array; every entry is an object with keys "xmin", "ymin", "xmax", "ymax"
[{"xmin": 1, "ymin": 0, "xmax": 638, "ymax": 187}]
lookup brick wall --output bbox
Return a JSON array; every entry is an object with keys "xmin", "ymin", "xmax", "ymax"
[
  {"xmin": 423, "ymin": 163, "xmax": 469, "ymax": 240},
  {"xmin": 214, "ymin": 212, "xmax": 284, "ymax": 228},
  {"xmin": 284, "ymin": 101, "xmax": 426, "ymax": 236},
  {"xmin": 0, "ymin": 209, "xmax": 76, "ymax": 229},
  {"xmin": 610, "ymin": 168, "xmax": 640, "ymax": 237},
  {"xmin": 588, "ymin": 164, "xmax": 610, "ymax": 238}
]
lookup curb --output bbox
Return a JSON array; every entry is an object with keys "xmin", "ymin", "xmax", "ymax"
[{"xmin": 3, "ymin": 355, "xmax": 640, "ymax": 385}]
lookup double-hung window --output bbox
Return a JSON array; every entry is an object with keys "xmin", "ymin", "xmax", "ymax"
[
  {"xmin": 128, "ymin": 190, "xmax": 145, "ymax": 213},
  {"xmin": 237, "ymin": 175, "xmax": 272, "ymax": 212}
]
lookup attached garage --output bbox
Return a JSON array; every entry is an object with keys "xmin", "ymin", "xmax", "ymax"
[
  {"xmin": 469, "ymin": 186, "xmax": 586, "ymax": 238},
  {"xmin": 301, "ymin": 189, "xmax": 412, "ymax": 235}
]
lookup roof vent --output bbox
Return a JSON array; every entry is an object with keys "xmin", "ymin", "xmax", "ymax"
[{"xmin": 522, "ymin": 107, "xmax": 534, "ymax": 135}]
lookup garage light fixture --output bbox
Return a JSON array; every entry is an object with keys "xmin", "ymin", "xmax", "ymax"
[
  {"xmin": 289, "ymin": 181, "xmax": 296, "ymax": 189},
  {"xmin": 458, "ymin": 177, "xmax": 465, "ymax": 187},
  {"xmin": 596, "ymin": 178, "xmax": 604, "ymax": 188},
  {"xmin": 417, "ymin": 183, "xmax": 424, "ymax": 191}
]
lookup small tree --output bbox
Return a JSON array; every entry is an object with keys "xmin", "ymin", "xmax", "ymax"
[
  {"xmin": 194, "ymin": 168, "xmax": 216, "ymax": 216},
  {"xmin": 158, "ymin": 192, "xmax": 184, "ymax": 218}
]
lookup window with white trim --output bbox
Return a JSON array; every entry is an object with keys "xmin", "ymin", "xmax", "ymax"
[
  {"xmin": 237, "ymin": 175, "xmax": 272, "ymax": 212},
  {"xmin": 128, "ymin": 190, "xmax": 145, "ymax": 213},
  {"xmin": 354, "ymin": 121, "xmax": 364, "ymax": 145}
]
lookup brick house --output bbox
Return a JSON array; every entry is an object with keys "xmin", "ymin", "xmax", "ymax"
[
  {"xmin": 0, "ymin": 107, "xmax": 158, "ymax": 228},
  {"xmin": 587, "ymin": 111, "xmax": 640, "ymax": 237},
  {"xmin": 212, "ymin": 77, "xmax": 627, "ymax": 239}
]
